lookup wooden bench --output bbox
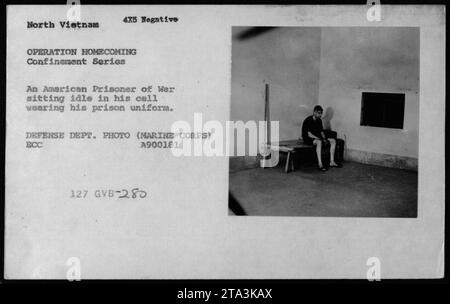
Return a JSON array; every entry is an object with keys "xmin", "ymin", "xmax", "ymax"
[
  {"xmin": 270, "ymin": 138, "xmax": 345, "ymax": 173},
  {"xmin": 270, "ymin": 140, "xmax": 314, "ymax": 173}
]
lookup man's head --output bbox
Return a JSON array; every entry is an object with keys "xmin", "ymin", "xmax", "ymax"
[{"xmin": 313, "ymin": 105, "xmax": 323, "ymax": 119}]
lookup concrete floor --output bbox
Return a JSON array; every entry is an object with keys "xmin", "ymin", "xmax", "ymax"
[{"xmin": 229, "ymin": 161, "xmax": 417, "ymax": 217}]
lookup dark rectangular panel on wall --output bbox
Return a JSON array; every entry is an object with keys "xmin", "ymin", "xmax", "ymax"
[{"xmin": 360, "ymin": 92, "xmax": 405, "ymax": 129}]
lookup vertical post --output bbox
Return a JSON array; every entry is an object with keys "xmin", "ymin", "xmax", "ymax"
[
  {"xmin": 265, "ymin": 83, "xmax": 271, "ymax": 146},
  {"xmin": 260, "ymin": 83, "xmax": 271, "ymax": 168}
]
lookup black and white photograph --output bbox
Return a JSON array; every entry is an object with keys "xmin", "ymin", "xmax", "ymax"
[
  {"xmin": 3, "ymin": 3, "xmax": 445, "ymax": 282},
  {"xmin": 229, "ymin": 26, "xmax": 419, "ymax": 218}
]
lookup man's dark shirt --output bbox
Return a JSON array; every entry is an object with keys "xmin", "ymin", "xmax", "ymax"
[{"xmin": 302, "ymin": 115, "xmax": 323, "ymax": 144}]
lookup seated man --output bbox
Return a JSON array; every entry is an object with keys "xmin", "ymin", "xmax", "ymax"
[{"xmin": 301, "ymin": 105, "xmax": 341, "ymax": 171}]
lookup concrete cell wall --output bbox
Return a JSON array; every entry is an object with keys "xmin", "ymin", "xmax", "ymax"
[
  {"xmin": 230, "ymin": 27, "xmax": 419, "ymax": 170},
  {"xmin": 317, "ymin": 27, "xmax": 420, "ymax": 159},
  {"xmin": 231, "ymin": 27, "xmax": 322, "ymax": 141}
]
